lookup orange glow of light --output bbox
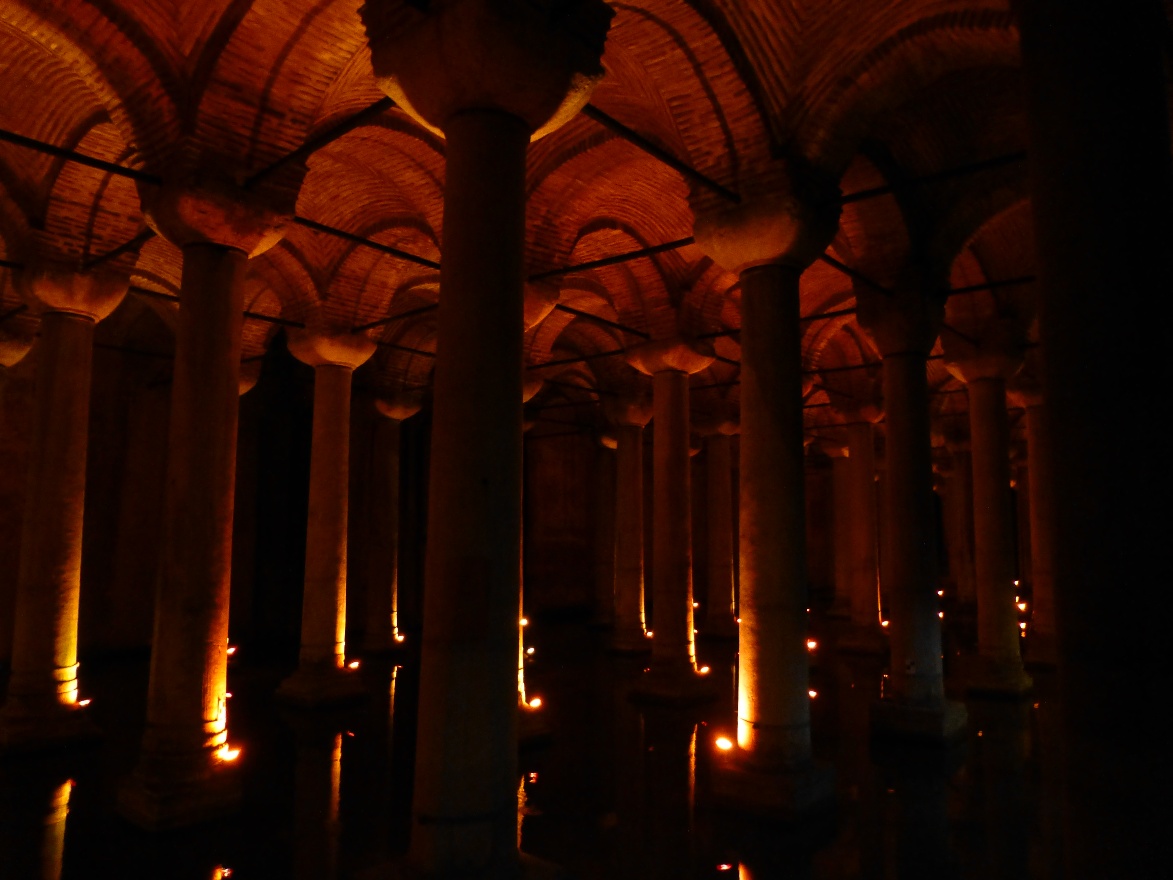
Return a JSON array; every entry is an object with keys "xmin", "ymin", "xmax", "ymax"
[
  {"xmin": 937, "ymin": 590, "xmax": 944, "ymax": 597},
  {"xmin": 394, "ymin": 634, "xmax": 405, "ymax": 643},
  {"xmin": 806, "ymin": 639, "xmax": 818, "ymax": 651},
  {"xmin": 645, "ymin": 630, "xmax": 653, "ymax": 638},
  {"xmin": 77, "ymin": 698, "xmax": 92, "ymax": 707},
  {"xmin": 226, "ymin": 692, "xmax": 233, "ymax": 699},
  {"xmin": 1017, "ymin": 602, "xmax": 1028, "ymax": 612},
  {"xmin": 808, "ymin": 689, "xmax": 818, "ymax": 698},
  {"xmin": 699, "ymin": 666, "xmax": 711, "ymax": 674},
  {"xmin": 520, "ymin": 617, "xmax": 529, "ymax": 627},
  {"xmin": 938, "ymin": 611, "xmax": 945, "ymax": 619},
  {"xmin": 528, "ymin": 697, "xmax": 543, "ymax": 709},
  {"xmin": 1019, "ymin": 622, "xmax": 1027, "ymax": 630},
  {"xmin": 528, "ymin": 771, "xmax": 539, "ymax": 783},
  {"xmin": 227, "ymin": 646, "xmax": 237, "ymax": 656},
  {"xmin": 880, "ymin": 620, "xmax": 890, "ymax": 628},
  {"xmin": 212, "ymin": 868, "xmax": 234, "ymax": 880},
  {"xmin": 715, "ymin": 736, "xmax": 734, "ymax": 751},
  {"xmin": 977, "ymin": 730, "xmax": 983, "ymax": 737},
  {"xmin": 717, "ymin": 865, "xmax": 734, "ymax": 872},
  {"xmin": 347, "ymin": 660, "xmax": 361, "ymax": 670},
  {"xmin": 1013, "ymin": 580, "xmax": 1020, "ymax": 587},
  {"xmin": 525, "ymin": 647, "xmax": 535, "ymax": 655},
  {"xmin": 692, "ymin": 601, "xmax": 699, "ymax": 608},
  {"xmin": 216, "ymin": 745, "xmax": 241, "ymax": 762},
  {"xmin": 735, "ymin": 618, "xmax": 741, "ymax": 624}
]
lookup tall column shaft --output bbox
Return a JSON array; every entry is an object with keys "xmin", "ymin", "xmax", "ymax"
[
  {"xmin": 366, "ymin": 416, "xmax": 404, "ymax": 649},
  {"xmin": 967, "ymin": 377, "xmax": 1029, "ymax": 692},
  {"xmin": 612, "ymin": 424, "xmax": 647, "ymax": 650},
  {"xmin": 410, "ymin": 110, "xmax": 527, "ymax": 872},
  {"xmin": 1023, "ymin": 404, "xmax": 1055, "ymax": 659},
  {"xmin": 737, "ymin": 264, "xmax": 809, "ymax": 765},
  {"xmin": 704, "ymin": 433, "xmax": 737, "ymax": 635},
  {"xmin": 944, "ymin": 449, "xmax": 977, "ymax": 604},
  {"xmin": 121, "ymin": 243, "xmax": 246, "ymax": 825},
  {"xmin": 1016, "ymin": 1, "xmax": 1169, "ymax": 870},
  {"xmin": 882, "ymin": 353, "xmax": 944, "ymax": 705},
  {"xmin": 827, "ymin": 449, "xmax": 852, "ymax": 615},
  {"xmin": 650, "ymin": 368, "xmax": 696, "ymax": 673},
  {"xmin": 592, "ymin": 445, "xmax": 617, "ymax": 626},
  {"xmin": 300, "ymin": 364, "xmax": 355, "ymax": 669},
  {"xmin": 2, "ymin": 312, "xmax": 96, "ymax": 732},
  {"xmin": 844, "ymin": 421, "xmax": 881, "ymax": 632}
]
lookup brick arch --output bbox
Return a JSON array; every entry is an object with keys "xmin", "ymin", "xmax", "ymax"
[
  {"xmin": 797, "ymin": 8, "xmax": 1019, "ymax": 172},
  {"xmin": 1, "ymin": 2, "xmax": 184, "ymax": 165}
]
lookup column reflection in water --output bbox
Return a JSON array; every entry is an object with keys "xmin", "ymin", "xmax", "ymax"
[
  {"xmin": 287, "ymin": 716, "xmax": 344, "ymax": 880},
  {"xmin": 642, "ymin": 708, "xmax": 697, "ymax": 879},
  {"xmin": 969, "ymin": 699, "xmax": 1031, "ymax": 879},
  {"xmin": 0, "ymin": 769, "xmax": 71, "ymax": 880},
  {"xmin": 888, "ymin": 752, "xmax": 961, "ymax": 880}
]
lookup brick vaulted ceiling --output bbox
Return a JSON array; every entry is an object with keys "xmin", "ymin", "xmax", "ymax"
[{"xmin": 0, "ymin": 0, "xmax": 1050, "ymax": 433}]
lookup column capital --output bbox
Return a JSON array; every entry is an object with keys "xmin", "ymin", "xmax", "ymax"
[
  {"xmin": 140, "ymin": 172, "xmax": 294, "ymax": 257},
  {"xmin": 524, "ymin": 281, "xmax": 560, "ymax": 330},
  {"xmin": 695, "ymin": 417, "xmax": 739, "ymax": 437},
  {"xmin": 943, "ymin": 317, "xmax": 1028, "ymax": 383},
  {"xmin": 375, "ymin": 391, "xmax": 424, "ymax": 421},
  {"xmin": 0, "ymin": 333, "xmax": 34, "ymax": 368},
  {"xmin": 238, "ymin": 361, "xmax": 262, "ymax": 396},
  {"xmin": 691, "ymin": 163, "xmax": 840, "ymax": 273},
  {"xmin": 602, "ymin": 394, "xmax": 652, "ymax": 428},
  {"xmin": 521, "ymin": 375, "xmax": 544, "ymax": 403},
  {"xmin": 16, "ymin": 261, "xmax": 128, "ymax": 322},
  {"xmin": 287, "ymin": 329, "xmax": 376, "ymax": 370},
  {"xmin": 362, "ymin": 0, "xmax": 613, "ymax": 139},
  {"xmin": 625, "ymin": 337, "xmax": 713, "ymax": 376},
  {"xmin": 855, "ymin": 269, "xmax": 943, "ymax": 357}
]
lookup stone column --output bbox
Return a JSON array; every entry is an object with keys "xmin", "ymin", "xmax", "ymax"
[
  {"xmin": 0, "ymin": 264, "xmax": 126, "ymax": 750},
  {"xmin": 119, "ymin": 179, "xmax": 292, "ymax": 829},
  {"xmin": 938, "ymin": 433, "xmax": 977, "ymax": 606},
  {"xmin": 1016, "ymin": 4, "xmax": 1169, "ymax": 871},
  {"xmin": 278, "ymin": 331, "xmax": 376, "ymax": 706},
  {"xmin": 701, "ymin": 425, "xmax": 738, "ymax": 638},
  {"xmin": 362, "ymin": 2, "xmax": 612, "ymax": 873},
  {"xmin": 626, "ymin": 340, "xmax": 714, "ymax": 703},
  {"xmin": 692, "ymin": 182, "xmax": 838, "ymax": 812},
  {"xmin": 592, "ymin": 437, "xmax": 617, "ymax": 627},
  {"xmin": 606, "ymin": 399, "xmax": 652, "ymax": 653},
  {"xmin": 822, "ymin": 437, "xmax": 853, "ymax": 619},
  {"xmin": 858, "ymin": 277, "xmax": 966, "ymax": 740},
  {"xmin": 946, "ymin": 339, "xmax": 1032, "ymax": 696},
  {"xmin": 1011, "ymin": 447, "xmax": 1031, "ymax": 595},
  {"xmin": 1017, "ymin": 392, "xmax": 1055, "ymax": 665},
  {"xmin": 839, "ymin": 418, "xmax": 886, "ymax": 652},
  {"xmin": 364, "ymin": 394, "xmax": 422, "ymax": 653}
]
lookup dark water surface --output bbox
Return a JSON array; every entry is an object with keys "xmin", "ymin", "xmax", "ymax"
[{"xmin": 0, "ymin": 615, "xmax": 1061, "ymax": 879}]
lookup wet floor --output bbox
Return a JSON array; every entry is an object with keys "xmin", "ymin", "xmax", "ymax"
[{"xmin": 0, "ymin": 614, "xmax": 1062, "ymax": 879}]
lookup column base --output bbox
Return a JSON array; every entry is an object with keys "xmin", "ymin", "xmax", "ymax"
[
  {"xmin": 356, "ymin": 851, "xmax": 568, "ymax": 880},
  {"xmin": 117, "ymin": 757, "xmax": 242, "ymax": 830},
  {"xmin": 964, "ymin": 656, "xmax": 1033, "ymax": 697},
  {"xmin": 629, "ymin": 665, "xmax": 718, "ymax": 706},
  {"xmin": 835, "ymin": 624, "xmax": 889, "ymax": 656},
  {"xmin": 1025, "ymin": 632, "xmax": 1058, "ymax": 669},
  {"xmin": 609, "ymin": 628, "xmax": 652, "ymax": 654},
  {"xmin": 518, "ymin": 704, "xmax": 553, "ymax": 749},
  {"xmin": 711, "ymin": 754, "xmax": 836, "ymax": 819},
  {"xmin": 0, "ymin": 701, "xmax": 100, "ymax": 752},
  {"xmin": 276, "ymin": 665, "xmax": 367, "ymax": 708},
  {"xmin": 869, "ymin": 698, "xmax": 968, "ymax": 742}
]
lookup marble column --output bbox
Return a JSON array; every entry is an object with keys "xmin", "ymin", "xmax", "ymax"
[
  {"xmin": 120, "ymin": 180, "xmax": 292, "ymax": 829},
  {"xmin": 364, "ymin": 394, "xmax": 422, "ymax": 652},
  {"xmin": 948, "ymin": 354, "xmax": 1031, "ymax": 696},
  {"xmin": 626, "ymin": 340, "xmax": 714, "ymax": 703},
  {"xmin": 703, "ymin": 426, "xmax": 738, "ymax": 638},
  {"xmin": 823, "ymin": 438, "xmax": 853, "ymax": 619},
  {"xmin": 692, "ymin": 184, "xmax": 839, "ymax": 813},
  {"xmin": 0, "ymin": 264, "xmax": 126, "ymax": 750},
  {"xmin": 938, "ymin": 434, "xmax": 977, "ymax": 606},
  {"xmin": 858, "ymin": 277, "xmax": 966, "ymax": 740},
  {"xmin": 592, "ymin": 438, "xmax": 617, "ymax": 627},
  {"xmin": 1019, "ymin": 393, "xmax": 1055, "ymax": 665},
  {"xmin": 278, "ymin": 331, "xmax": 376, "ymax": 706},
  {"xmin": 606, "ymin": 399, "xmax": 652, "ymax": 653},
  {"xmin": 363, "ymin": 1, "xmax": 612, "ymax": 872},
  {"xmin": 839, "ymin": 418, "xmax": 886, "ymax": 652},
  {"xmin": 1016, "ymin": 3, "xmax": 1169, "ymax": 870}
]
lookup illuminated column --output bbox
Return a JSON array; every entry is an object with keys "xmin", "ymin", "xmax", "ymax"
[
  {"xmin": 606, "ymin": 400, "xmax": 653, "ymax": 652},
  {"xmin": 363, "ymin": 394, "xmax": 422, "ymax": 652},
  {"xmin": 626, "ymin": 339, "xmax": 714, "ymax": 702},
  {"xmin": 839, "ymin": 418, "xmax": 886, "ymax": 651},
  {"xmin": 278, "ymin": 331, "xmax": 376, "ymax": 705},
  {"xmin": 703, "ymin": 425, "xmax": 738, "ymax": 638},
  {"xmin": 1017, "ymin": 390, "xmax": 1056, "ymax": 665},
  {"xmin": 858, "ymin": 275, "xmax": 966, "ymax": 739},
  {"xmin": 946, "ymin": 337, "xmax": 1032, "ymax": 696},
  {"xmin": 692, "ymin": 181, "xmax": 838, "ymax": 811},
  {"xmin": 363, "ymin": 1, "xmax": 612, "ymax": 873},
  {"xmin": 120, "ymin": 180, "xmax": 292, "ymax": 829},
  {"xmin": 287, "ymin": 718, "xmax": 343, "ymax": 880},
  {"xmin": 0, "ymin": 264, "xmax": 126, "ymax": 750},
  {"xmin": 937, "ymin": 432, "xmax": 977, "ymax": 606},
  {"xmin": 0, "ymin": 771, "xmax": 73, "ymax": 880},
  {"xmin": 592, "ymin": 437, "xmax": 617, "ymax": 627}
]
